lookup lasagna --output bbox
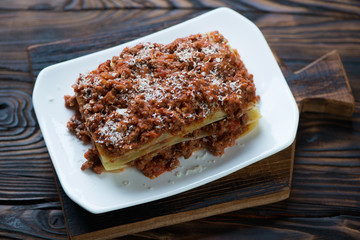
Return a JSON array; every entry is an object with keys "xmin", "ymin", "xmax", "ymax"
[{"xmin": 65, "ymin": 31, "xmax": 260, "ymax": 179}]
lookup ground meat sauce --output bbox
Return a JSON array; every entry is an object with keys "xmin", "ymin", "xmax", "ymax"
[{"xmin": 65, "ymin": 31, "xmax": 259, "ymax": 179}]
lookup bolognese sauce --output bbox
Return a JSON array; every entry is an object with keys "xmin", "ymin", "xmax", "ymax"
[{"xmin": 65, "ymin": 31, "xmax": 259, "ymax": 179}]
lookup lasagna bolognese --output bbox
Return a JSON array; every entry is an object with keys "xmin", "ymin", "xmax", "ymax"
[{"xmin": 65, "ymin": 31, "xmax": 260, "ymax": 179}]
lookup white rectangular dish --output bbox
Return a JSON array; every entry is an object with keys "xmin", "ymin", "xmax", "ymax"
[{"xmin": 33, "ymin": 7, "xmax": 299, "ymax": 214}]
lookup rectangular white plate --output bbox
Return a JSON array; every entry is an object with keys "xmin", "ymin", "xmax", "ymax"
[{"xmin": 33, "ymin": 7, "xmax": 299, "ymax": 214}]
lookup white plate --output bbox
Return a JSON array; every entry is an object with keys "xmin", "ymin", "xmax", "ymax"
[{"xmin": 33, "ymin": 7, "xmax": 299, "ymax": 214}]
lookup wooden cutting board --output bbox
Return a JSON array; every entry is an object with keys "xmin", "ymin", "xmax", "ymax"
[{"xmin": 28, "ymin": 27, "xmax": 354, "ymax": 239}]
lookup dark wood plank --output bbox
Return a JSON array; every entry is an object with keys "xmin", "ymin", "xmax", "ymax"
[
  {"xmin": 256, "ymin": 13, "xmax": 360, "ymax": 101},
  {"xmin": 21, "ymin": 12, "xmax": 354, "ymax": 99},
  {"xmin": 22, "ymin": 11, "xmax": 360, "ymax": 99},
  {"xmin": 283, "ymin": 50, "xmax": 354, "ymax": 116},
  {"xmin": 1, "ymin": 10, "xmax": 203, "ymax": 74},
  {"xmin": 0, "ymin": 202, "xmax": 67, "ymax": 240},
  {"xmin": 2, "ymin": 0, "xmax": 359, "ymax": 16},
  {"xmin": 1, "ymin": 1, "xmax": 360, "ymax": 239},
  {"xmin": 57, "ymin": 146, "xmax": 292, "ymax": 239},
  {"xmin": 131, "ymin": 215, "xmax": 360, "ymax": 240},
  {"xmin": 0, "ymin": 76, "xmax": 59, "ymax": 201},
  {"xmin": 131, "ymin": 106, "xmax": 360, "ymax": 240},
  {"xmin": 1, "ymin": 88, "xmax": 357, "ymax": 239},
  {"xmin": 0, "ymin": 0, "xmax": 66, "ymax": 10},
  {"xmin": 26, "ymin": 21, "xmax": 355, "ymax": 237},
  {"xmin": 28, "ymin": 12, "xmax": 344, "ymax": 238},
  {"xmin": 290, "ymin": 109, "xmax": 360, "ymax": 209},
  {"xmin": 0, "ymin": 80, "xmax": 36, "ymax": 128},
  {"xmin": 2, "ymin": 10, "xmax": 359, "ymax": 96}
]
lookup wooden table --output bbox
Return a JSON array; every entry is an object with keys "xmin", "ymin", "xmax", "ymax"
[{"xmin": 1, "ymin": 1, "xmax": 360, "ymax": 239}]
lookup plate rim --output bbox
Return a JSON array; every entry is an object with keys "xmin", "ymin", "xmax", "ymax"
[{"xmin": 33, "ymin": 7, "xmax": 299, "ymax": 214}]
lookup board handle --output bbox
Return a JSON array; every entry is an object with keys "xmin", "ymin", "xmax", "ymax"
[{"xmin": 274, "ymin": 50, "xmax": 355, "ymax": 117}]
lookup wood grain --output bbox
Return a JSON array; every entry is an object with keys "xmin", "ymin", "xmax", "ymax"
[
  {"xmin": 131, "ymin": 107, "xmax": 360, "ymax": 240},
  {"xmin": 2, "ymin": 9, "xmax": 359, "ymax": 95},
  {"xmin": 2, "ymin": 0, "xmax": 359, "ymax": 16},
  {"xmin": 131, "ymin": 215, "xmax": 360, "ymax": 240},
  {"xmin": 281, "ymin": 50, "xmax": 354, "ymax": 116},
  {"xmin": 256, "ymin": 13, "xmax": 360, "ymax": 101},
  {"xmin": 0, "ymin": 80, "xmax": 36, "ymax": 128},
  {"xmin": 0, "ymin": 203, "xmax": 67, "ymax": 240},
  {"xmin": 57, "ymin": 149, "xmax": 293, "ymax": 239},
  {"xmin": 18, "ymin": 10, "xmax": 359, "ymax": 100},
  {"xmin": 0, "ymin": 76, "xmax": 59, "ymax": 202},
  {"xmin": 1, "ymin": 10, "xmax": 202, "ymax": 74},
  {"xmin": 26, "ymin": 23, "xmax": 354, "ymax": 237},
  {"xmin": 1, "ymin": 0, "xmax": 360, "ymax": 239}
]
